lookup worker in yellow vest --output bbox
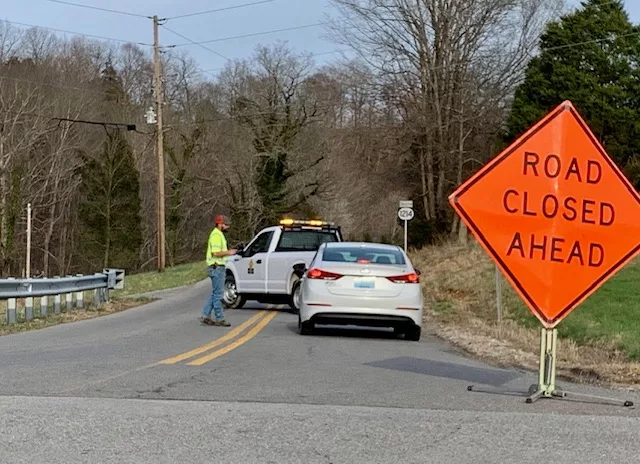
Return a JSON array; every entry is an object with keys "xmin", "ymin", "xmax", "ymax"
[{"xmin": 202, "ymin": 215, "xmax": 237, "ymax": 326}]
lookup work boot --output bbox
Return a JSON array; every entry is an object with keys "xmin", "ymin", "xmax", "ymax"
[
  {"xmin": 215, "ymin": 319, "xmax": 231, "ymax": 327},
  {"xmin": 200, "ymin": 317, "xmax": 214, "ymax": 325}
]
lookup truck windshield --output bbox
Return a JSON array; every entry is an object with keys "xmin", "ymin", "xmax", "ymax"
[{"xmin": 276, "ymin": 230, "xmax": 339, "ymax": 252}]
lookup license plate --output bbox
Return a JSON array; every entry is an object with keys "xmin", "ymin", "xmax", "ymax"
[{"xmin": 354, "ymin": 278, "xmax": 375, "ymax": 289}]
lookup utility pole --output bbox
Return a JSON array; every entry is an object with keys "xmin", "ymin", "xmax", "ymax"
[{"xmin": 153, "ymin": 15, "xmax": 166, "ymax": 272}]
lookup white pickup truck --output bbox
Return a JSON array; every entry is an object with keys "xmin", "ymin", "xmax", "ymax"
[{"xmin": 223, "ymin": 219, "xmax": 343, "ymax": 312}]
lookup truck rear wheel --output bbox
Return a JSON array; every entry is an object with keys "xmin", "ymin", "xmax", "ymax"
[
  {"xmin": 288, "ymin": 279, "xmax": 301, "ymax": 314},
  {"xmin": 223, "ymin": 273, "xmax": 246, "ymax": 309}
]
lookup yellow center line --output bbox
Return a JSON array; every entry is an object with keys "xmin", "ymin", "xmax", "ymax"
[
  {"xmin": 158, "ymin": 309, "xmax": 269, "ymax": 365},
  {"xmin": 187, "ymin": 310, "xmax": 278, "ymax": 366}
]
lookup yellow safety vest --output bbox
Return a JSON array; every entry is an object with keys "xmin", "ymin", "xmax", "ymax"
[{"xmin": 206, "ymin": 227, "xmax": 228, "ymax": 266}]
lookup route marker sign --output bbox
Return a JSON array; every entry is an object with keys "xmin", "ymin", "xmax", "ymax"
[
  {"xmin": 397, "ymin": 207, "xmax": 414, "ymax": 221},
  {"xmin": 449, "ymin": 101, "xmax": 640, "ymax": 329}
]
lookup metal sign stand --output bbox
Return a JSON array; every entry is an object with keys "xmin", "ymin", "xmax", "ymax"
[
  {"xmin": 398, "ymin": 200, "xmax": 414, "ymax": 252},
  {"xmin": 404, "ymin": 219, "xmax": 408, "ymax": 252},
  {"xmin": 467, "ymin": 327, "xmax": 634, "ymax": 407},
  {"xmin": 526, "ymin": 328, "xmax": 633, "ymax": 406}
]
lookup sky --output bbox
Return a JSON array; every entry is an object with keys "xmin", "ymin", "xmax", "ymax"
[
  {"xmin": 2, "ymin": 0, "xmax": 349, "ymax": 76},
  {"xmin": 2, "ymin": 0, "xmax": 640, "ymax": 79}
]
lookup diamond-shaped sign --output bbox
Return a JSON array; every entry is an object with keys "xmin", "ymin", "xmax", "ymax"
[{"xmin": 449, "ymin": 101, "xmax": 640, "ymax": 328}]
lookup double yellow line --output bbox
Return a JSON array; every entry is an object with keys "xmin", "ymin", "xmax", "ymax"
[{"xmin": 159, "ymin": 308, "xmax": 278, "ymax": 366}]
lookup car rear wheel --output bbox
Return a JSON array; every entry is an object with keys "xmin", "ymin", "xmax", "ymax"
[
  {"xmin": 298, "ymin": 314, "xmax": 314, "ymax": 335},
  {"xmin": 405, "ymin": 325, "xmax": 421, "ymax": 341},
  {"xmin": 223, "ymin": 274, "xmax": 246, "ymax": 309}
]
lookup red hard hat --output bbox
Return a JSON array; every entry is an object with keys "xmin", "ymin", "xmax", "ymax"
[{"xmin": 215, "ymin": 215, "xmax": 230, "ymax": 225}]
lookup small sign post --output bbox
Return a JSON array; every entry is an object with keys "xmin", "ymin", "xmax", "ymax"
[
  {"xmin": 398, "ymin": 201, "xmax": 414, "ymax": 252},
  {"xmin": 449, "ymin": 101, "xmax": 639, "ymax": 407}
]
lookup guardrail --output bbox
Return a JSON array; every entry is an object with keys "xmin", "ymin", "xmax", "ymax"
[{"xmin": 1, "ymin": 268, "xmax": 124, "ymax": 325}]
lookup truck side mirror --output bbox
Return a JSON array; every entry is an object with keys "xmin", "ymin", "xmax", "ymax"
[
  {"xmin": 292, "ymin": 263, "xmax": 306, "ymax": 278},
  {"xmin": 234, "ymin": 242, "xmax": 246, "ymax": 256}
]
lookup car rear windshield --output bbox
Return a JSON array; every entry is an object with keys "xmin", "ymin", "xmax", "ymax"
[
  {"xmin": 322, "ymin": 246, "xmax": 406, "ymax": 265},
  {"xmin": 276, "ymin": 230, "xmax": 339, "ymax": 251}
]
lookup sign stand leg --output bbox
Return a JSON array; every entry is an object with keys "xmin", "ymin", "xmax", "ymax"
[
  {"xmin": 526, "ymin": 327, "xmax": 557, "ymax": 403},
  {"xmin": 403, "ymin": 220, "xmax": 408, "ymax": 253},
  {"xmin": 527, "ymin": 328, "xmax": 633, "ymax": 407},
  {"xmin": 468, "ymin": 327, "xmax": 633, "ymax": 408}
]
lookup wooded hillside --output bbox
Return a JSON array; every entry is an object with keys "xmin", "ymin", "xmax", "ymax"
[{"xmin": 1, "ymin": 0, "xmax": 637, "ymax": 277}]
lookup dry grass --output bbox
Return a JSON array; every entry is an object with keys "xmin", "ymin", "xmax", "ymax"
[
  {"xmin": 412, "ymin": 240, "xmax": 640, "ymax": 390},
  {"xmin": 0, "ymin": 297, "xmax": 152, "ymax": 336}
]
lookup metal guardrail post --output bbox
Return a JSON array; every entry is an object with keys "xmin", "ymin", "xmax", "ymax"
[
  {"xmin": 7, "ymin": 277, "xmax": 17, "ymax": 324},
  {"xmin": 25, "ymin": 295, "xmax": 33, "ymax": 321},
  {"xmin": 54, "ymin": 276, "xmax": 61, "ymax": 314},
  {"xmin": 76, "ymin": 274, "xmax": 84, "ymax": 309},
  {"xmin": 94, "ymin": 272, "xmax": 102, "ymax": 307},
  {"xmin": 65, "ymin": 276, "xmax": 73, "ymax": 310},
  {"xmin": 40, "ymin": 295, "xmax": 48, "ymax": 317}
]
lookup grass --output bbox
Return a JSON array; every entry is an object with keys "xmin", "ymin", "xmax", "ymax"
[
  {"xmin": 113, "ymin": 261, "xmax": 207, "ymax": 298},
  {"xmin": 507, "ymin": 260, "xmax": 640, "ymax": 359},
  {"xmin": 1, "ymin": 260, "xmax": 207, "ymax": 335},
  {"xmin": 412, "ymin": 241, "xmax": 640, "ymax": 387}
]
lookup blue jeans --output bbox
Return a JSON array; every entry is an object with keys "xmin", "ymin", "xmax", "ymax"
[{"xmin": 202, "ymin": 265, "xmax": 225, "ymax": 320}]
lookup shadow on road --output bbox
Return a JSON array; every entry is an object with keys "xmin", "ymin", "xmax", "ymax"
[
  {"xmin": 285, "ymin": 322, "xmax": 403, "ymax": 341},
  {"xmin": 230, "ymin": 304, "xmax": 293, "ymax": 312},
  {"xmin": 366, "ymin": 356, "xmax": 521, "ymax": 387}
]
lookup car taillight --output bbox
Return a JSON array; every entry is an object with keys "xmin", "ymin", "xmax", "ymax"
[
  {"xmin": 306, "ymin": 268, "xmax": 343, "ymax": 280},
  {"xmin": 386, "ymin": 273, "xmax": 420, "ymax": 284}
]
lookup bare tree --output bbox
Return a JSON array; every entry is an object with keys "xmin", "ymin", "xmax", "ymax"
[
  {"xmin": 326, "ymin": 0, "xmax": 562, "ymax": 239},
  {"xmin": 0, "ymin": 21, "xmax": 23, "ymax": 62}
]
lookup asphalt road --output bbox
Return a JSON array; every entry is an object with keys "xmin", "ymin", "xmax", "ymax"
[{"xmin": 1, "ymin": 280, "xmax": 639, "ymax": 463}]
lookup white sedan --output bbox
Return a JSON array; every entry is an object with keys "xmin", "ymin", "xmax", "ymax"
[{"xmin": 297, "ymin": 242, "xmax": 423, "ymax": 341}]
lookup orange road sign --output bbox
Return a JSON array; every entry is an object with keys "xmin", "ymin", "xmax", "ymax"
[{"xmin": 449, "ymin": 101, "xmax": 640, "ymax": 328}]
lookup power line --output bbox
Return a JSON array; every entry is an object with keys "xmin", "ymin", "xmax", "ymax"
[
  {"xmin": 160, "ymin": 24, "xmax": 230, "ymax": 61},
  {"xmin": 169, "ymin": 22, "xmax": 325, "ymax": 47},
  {"xmin": 44, "ymin": 0, "xmax": 151, "ymax": 19},
  {"xmin": 166, "ymin": 0, "xmax": 277, "ymax": 21},
  {"xmin": 543, "ymin": 30, "xmax": 640, "ymax": 52},
  {"xmin": 3, "ymin": 108, "xmax": 137, "ymax": 130},
  {"xmin": 3, "ymin": 19, "xmax": 151, "ymax": 46}
]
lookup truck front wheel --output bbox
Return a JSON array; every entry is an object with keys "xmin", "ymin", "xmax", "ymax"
[{"xmin": 223, "ymin": 273, "xmax": 246, "ymax": 309}]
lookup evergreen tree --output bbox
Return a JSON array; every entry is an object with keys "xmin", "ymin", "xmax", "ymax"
[
  {"xmin": 75, "ymin": 59, "xmax": 142, "ymax": 271},
  {"xmin": 101, "ymin": 58, "xmax": 127, "ymax": 104},
  {"xmin": 505, "ymin": 0, "xmax": 640, "ymax": 188},
  {"xmin": 76, "ymin": 130, "xmax": 142, "ymax": 270}
]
